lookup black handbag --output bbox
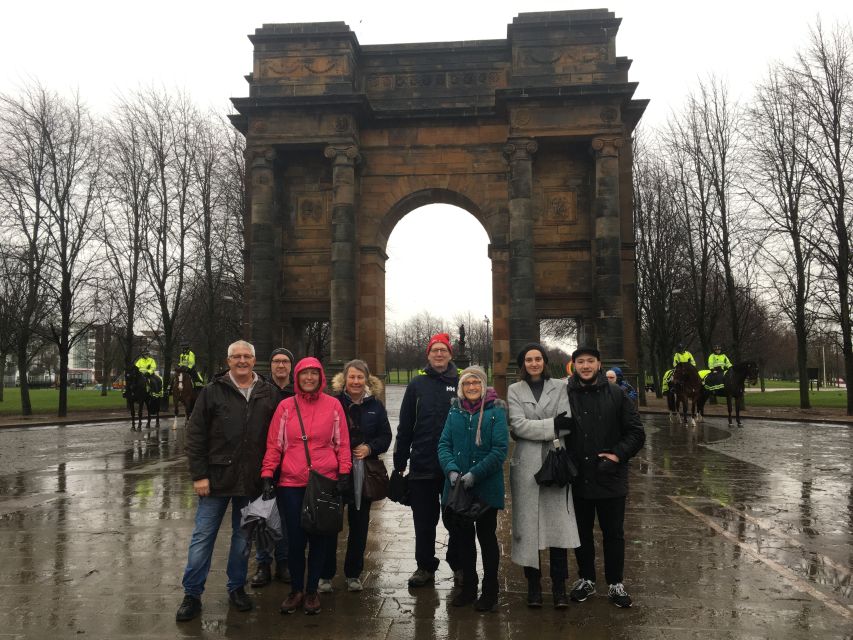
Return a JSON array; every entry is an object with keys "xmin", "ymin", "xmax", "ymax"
[
  {"xmin": 442, "ymin": 480, "xmax": 490, "ymax": 528},
  {"xmin": 294, "ymin": 399, "xmax": 343, "ymax": 536},
  {"xmin": 363, "ymin": 457, "xmax": 390, "ymax": 501},
  {"xmin": 388, "ymin": 469, "xmax": 410, "ymax": 505},
  {"xmin": 534, "ymin": 438, "xmax": 578, "ymax": 488}
]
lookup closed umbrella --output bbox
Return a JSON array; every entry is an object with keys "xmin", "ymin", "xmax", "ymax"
[{"xmin": 239, "ymin": 494, "xmax": 283, "ymax": 559}]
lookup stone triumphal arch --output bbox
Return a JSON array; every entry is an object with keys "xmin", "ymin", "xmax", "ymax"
[{"xmin": 230, "ymin": 9, "xmax": 646, "ymax": 391}]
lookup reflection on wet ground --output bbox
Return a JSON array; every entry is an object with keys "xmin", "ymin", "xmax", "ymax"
[{"xmin": 0, "ymin": 386, "xmax": 851, "ymax": 638}]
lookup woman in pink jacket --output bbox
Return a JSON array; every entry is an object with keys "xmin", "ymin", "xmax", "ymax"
[{"xmin": 261, "ymin": 357, "xmax": 352, "ymax": 615}]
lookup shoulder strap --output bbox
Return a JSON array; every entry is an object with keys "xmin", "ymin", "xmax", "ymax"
[{"xmin": 293, "ymin": 398, "xmax": 312, "ymax": 469}]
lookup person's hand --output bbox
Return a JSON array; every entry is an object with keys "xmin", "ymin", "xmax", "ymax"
[
  {"xmin": 461, "ymin": 472, "xmax": 474, "ymax": 489},
  {"xmin": 448, "ymin": 471, "xmax": 460, "ymax": 486},
  {"xmin": 337, "ymin": 473, "xmax": 354, "ymax": 499},
  {"xmin": 598, "ymin": 452, "xmax": 620, "ymax": 463},
  {"xmin": 193, "ymin": 478, "xmax": 210, "ymax": 497},
  {"xmin": 353, "ymin": 444, "xmax": 371, "ymax": 460},
  {"xmin": 553, "ymin": 411, "xmax": 572, "ymax": 434},
  {"xmin": 262, "ymin": 477, "xmax": 275, "ymax": 500}
]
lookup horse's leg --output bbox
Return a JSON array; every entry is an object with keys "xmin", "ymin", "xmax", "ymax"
[
  {"xmin": 726, "ymin": 395, "xmax": 734, "ymax": 427},
  {"xmin": 735, "ymin": 396, "xmax": 743, "ymax": 427}
]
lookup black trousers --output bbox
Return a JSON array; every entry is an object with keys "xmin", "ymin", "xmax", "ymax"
[
  {"xmin": 321, "ymin": 499, "xmax": 372, "ymax": 580},
  {"xmin": 450, "ymin": 508, "xmax": 499, "ymax": 594},
  {"xmin": 409, "ymin": 476, "xmax": 458, "ymax": 572},
  {"xmin": 572, "ymin": 494, "xmax": 627, "ymax": 585},
  {"xmin": 523, "ymin": 547, "xmax": 569, "ymax": 583}
]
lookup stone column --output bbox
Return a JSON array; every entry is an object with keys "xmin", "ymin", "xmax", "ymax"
[
  {"xmin": 503, "ymin": 138, "xmax": 539, "ymax": 362},
  {"xmin": 248, "ymin": 147, "xmax": 276, "ymax": 370},
  {"xmin": 324, "ymin": 143, "xmax": 360, "ymax": 370},
  {"xmin": 591, "ymin": 137, "xmax": 625, "ymax": 365}
]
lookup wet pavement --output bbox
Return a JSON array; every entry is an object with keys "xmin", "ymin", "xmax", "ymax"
[{"xmin": 1, "ymin": 385, "xmax": 852, "ymax": 639}]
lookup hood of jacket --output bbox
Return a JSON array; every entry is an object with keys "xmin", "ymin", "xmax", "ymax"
[
  {"xmin": 330, "ymin": 372, "xmax": 385, "ymax": 399},
  {"xmin": 611, "ymin": 366, "xmax": 624, "ymax": 382},
  {"xmin": 293, "ymin": 357, "xmax": 327, "ymax": 401}
]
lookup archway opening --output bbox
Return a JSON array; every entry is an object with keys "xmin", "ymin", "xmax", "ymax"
[{"xmin": 385, "ymin": 204, "xmax": 492, "ymax": 383}]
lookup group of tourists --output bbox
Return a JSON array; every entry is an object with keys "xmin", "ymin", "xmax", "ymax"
[{"xmin": 174, "ymin": 332, "xmax": 646, "ymax": 622}]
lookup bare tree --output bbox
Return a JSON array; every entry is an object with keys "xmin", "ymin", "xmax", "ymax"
[
  {"xmin": 664, "ymin": 96, "xmax": 722, "ymax": 361},
  {"xmin": 133, "ymin": 88, "xmax": 199, "ymax": 391},
  {"xmin": 0, "ymin": 84, "xmax": 56, "ymax": 414},
  {"xmin": 31, "ymin": 87, "xmax": 105, "ymax": 416},
  {"xmin": 795, "ymin": 22, "xmax": 853, "ymax": 414},
  {"xmin": 695, "ymin": 77, "xmax": 750, "ymax": 361},
  {"xmin": 748, "ymin": 63, "xmax": 816, "ymax": 408},
  {"xmin": 633, "ymin": 131, "xmax": 691, "ymax": 393},
  {"xmin": 102, "ymin": 96, "xmax": 154, "ymax": 370}
]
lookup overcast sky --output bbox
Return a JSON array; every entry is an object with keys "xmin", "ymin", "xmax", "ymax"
[{"xmin": 3, "ymin": 0, "xmax": 850, "ymax": 327}]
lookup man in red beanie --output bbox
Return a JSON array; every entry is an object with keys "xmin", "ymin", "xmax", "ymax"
[{"xmin": 393, "ymin": 332, "xmax": 460, "ymax": 588}]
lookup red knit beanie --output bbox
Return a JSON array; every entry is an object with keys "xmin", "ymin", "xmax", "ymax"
[{"xmin": 425, "ymin": 333, "xmax": 453, "ymax": 357}]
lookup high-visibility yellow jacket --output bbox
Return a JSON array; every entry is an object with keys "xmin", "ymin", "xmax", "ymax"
[
  {"xmin": 708, "ymin": 353, "xmax": 732, "ymax": 370},
  {"xmin": 135, "ymin": 356, "xmax": 157, "ymax": 375},
  {"xmin": 673, "ymin": 350, "xmax": 695, "ymax": 367},
  {"xmin": 179, "ymin": 350, "xmax": 196, "ymax": 369}
]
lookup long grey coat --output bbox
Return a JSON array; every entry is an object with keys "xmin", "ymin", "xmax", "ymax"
[{"xmin": 508, "ymin": 378, "xmax": 580, "ymax": 568}]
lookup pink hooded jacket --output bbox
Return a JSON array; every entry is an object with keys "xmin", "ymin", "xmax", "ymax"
[{"xmin": 261, "ymin": 357, "xmax": 352, "ymax": 486}]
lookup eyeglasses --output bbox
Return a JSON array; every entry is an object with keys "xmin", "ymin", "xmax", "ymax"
[
  {"xmin": 271, "ymin": 359, "xmax": 290, "ymax": 365},
  {"xmin": 430, "ymin": 348, "xmax": 450, "ymax": 354},
  {"xmin": 462, "ymin": 380, "xmax": 483, "ymax": 387}
]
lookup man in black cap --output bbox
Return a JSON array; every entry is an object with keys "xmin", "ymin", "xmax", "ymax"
[
  {"xmin": 250, "ymin": 347, "xmax": 296, "ymax": 588},
  {"xmin": 565, "ymin": 346, "xmax": 645, "ymax": 609}
]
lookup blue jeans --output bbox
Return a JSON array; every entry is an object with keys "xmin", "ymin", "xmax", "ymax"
[
  {"xmin": 181, "ymin": 495, "xmax": 250, "ymax": 597},
  {"xmin": 256, "ymin": 531, "xmax": 288, "ymax": 566},
  {"xmin": 277, "ymin": 486, "xmax": 330, "ymax": 593}
]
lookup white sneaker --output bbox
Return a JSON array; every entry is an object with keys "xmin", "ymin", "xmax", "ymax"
[
  {"xmin": 346, "ymin": 577, "xmax": 363, "ymax": 592},
  {"xmin": 317, "ymin": 579, "xmax": 333, "ymax": 593}
]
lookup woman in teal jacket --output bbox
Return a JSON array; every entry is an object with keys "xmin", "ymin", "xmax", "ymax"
[{"xmin": 438, "ymin": 365, "xmax": 508, "ymax": 613}]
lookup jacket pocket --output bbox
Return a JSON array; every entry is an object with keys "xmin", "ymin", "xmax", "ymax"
[{"xmin": 208, "ymin": 454, "xmax": 233, "ymax": 489}]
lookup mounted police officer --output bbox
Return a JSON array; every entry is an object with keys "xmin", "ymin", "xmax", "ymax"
[
  {"xmin": 672, "ymin": 343, "xmax": 696, "ymax": 368},
  {"xmin": 134, "ymin": 348, "xmax": 163, "ymax": 397},
  {"xmin": 178, "ymin": 342, "xmax": 204, "ymax": 387},
  {"xmin": 707, "ymin": 345, "xmax": 732, "ymax": 372}
]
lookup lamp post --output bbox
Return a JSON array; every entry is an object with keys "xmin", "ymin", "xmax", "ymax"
[{"xmin": 483, "ymin": 315, "xmax": 491, "ymax": 381}]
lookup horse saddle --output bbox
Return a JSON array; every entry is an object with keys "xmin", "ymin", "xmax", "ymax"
[{"xmin": 702, "ymin": 370, "xmax": 725, "ymax": 392}]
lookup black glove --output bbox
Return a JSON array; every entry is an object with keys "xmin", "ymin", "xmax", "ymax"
[
  {"xmin": 554, "ymin": 411, "xmax": 572, "ymax": 435},
  {"xmin": 337, "ymin": 473, "xmax": 353, "ymax": 500},
  {"xmin": 261, "ymin": 477, "xmax": 275, "ymax": 500}
]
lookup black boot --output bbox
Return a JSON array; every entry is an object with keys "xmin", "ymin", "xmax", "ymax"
[
  {"xmin": 250, "ymin": 563, "xmax": 272, "ymax": 587},
  {"xmin": 527, "ymin": 576, "xmax": 543, "ymax": 608},
  {"xmin": 552, "ymin": 580, "xmax": 569, "ymax": 609},
  {"xmin": 476, "ymin": 578, "xmax": 499, "ymax": 612},
  {"xmin": 451, "ymin": 577, "xmax": 478, "ymax": 607}
]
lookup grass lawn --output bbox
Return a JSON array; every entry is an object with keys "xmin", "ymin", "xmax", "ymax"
[
  {"xmin": 0, "ymin": 388, "xmax": 128, "ymax": 415},
  {"xmin": 745, "ymin": 389, "xmax": 848, "ymax": 408}
]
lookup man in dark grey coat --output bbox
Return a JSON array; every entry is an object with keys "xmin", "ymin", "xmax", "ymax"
[
  {"xmin": 176, "ymin": 340, "xmax": 279, "ymax": 622},
  {"xmin": 565, "ymin": 346, "xmax": 645, "ymax": 609}
]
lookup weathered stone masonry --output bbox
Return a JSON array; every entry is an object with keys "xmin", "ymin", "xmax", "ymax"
[{"xmin": 230, "ymin": 9, "xmax": 646, "ymax": 391}]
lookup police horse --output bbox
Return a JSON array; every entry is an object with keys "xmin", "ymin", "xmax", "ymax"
[
  {"xmin": 171, "ymin": 366, "xmax": 198, "ymax": 428},
  {"xmin": 698, "ymin": 361, "xmax": 759, "ymax": 428},
  {"xmin": 670, "ymin": 362, "xmax": 703, "ymax": 427},
  {"xmin": 124, "ymin": 368, "xmax": 161, "ymax": 431}
]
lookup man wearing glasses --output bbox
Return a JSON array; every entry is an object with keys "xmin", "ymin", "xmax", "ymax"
[
  {"xmin": 250, "ymin": 347, "xmax": 295, "ymax": 588},
  {"xmin": 176, "ymin": 340, "xmax": 278, "ymax": 622},
  {"xmin": 393, "ymin": 332, "xmax": 460, "ymax": 588}
]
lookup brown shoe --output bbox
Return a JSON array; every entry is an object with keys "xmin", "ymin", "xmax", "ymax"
[
  {"xmin": 280, "ymin": 591, "xmax": 304, "ymax": 615},
  {"xmin": 303, "ymin": 592, "xmax": 321, "ymax": 615}
]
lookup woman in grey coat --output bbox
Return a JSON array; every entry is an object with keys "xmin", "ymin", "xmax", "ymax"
[{"xmin": 507, "ymin": 343, "xmax": 580, "ymax": 608}]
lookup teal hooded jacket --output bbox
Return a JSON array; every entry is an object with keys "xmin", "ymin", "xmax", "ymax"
[{"xmin": 437, "ymin": 395, "xmax": 509, "ymax": 509}]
